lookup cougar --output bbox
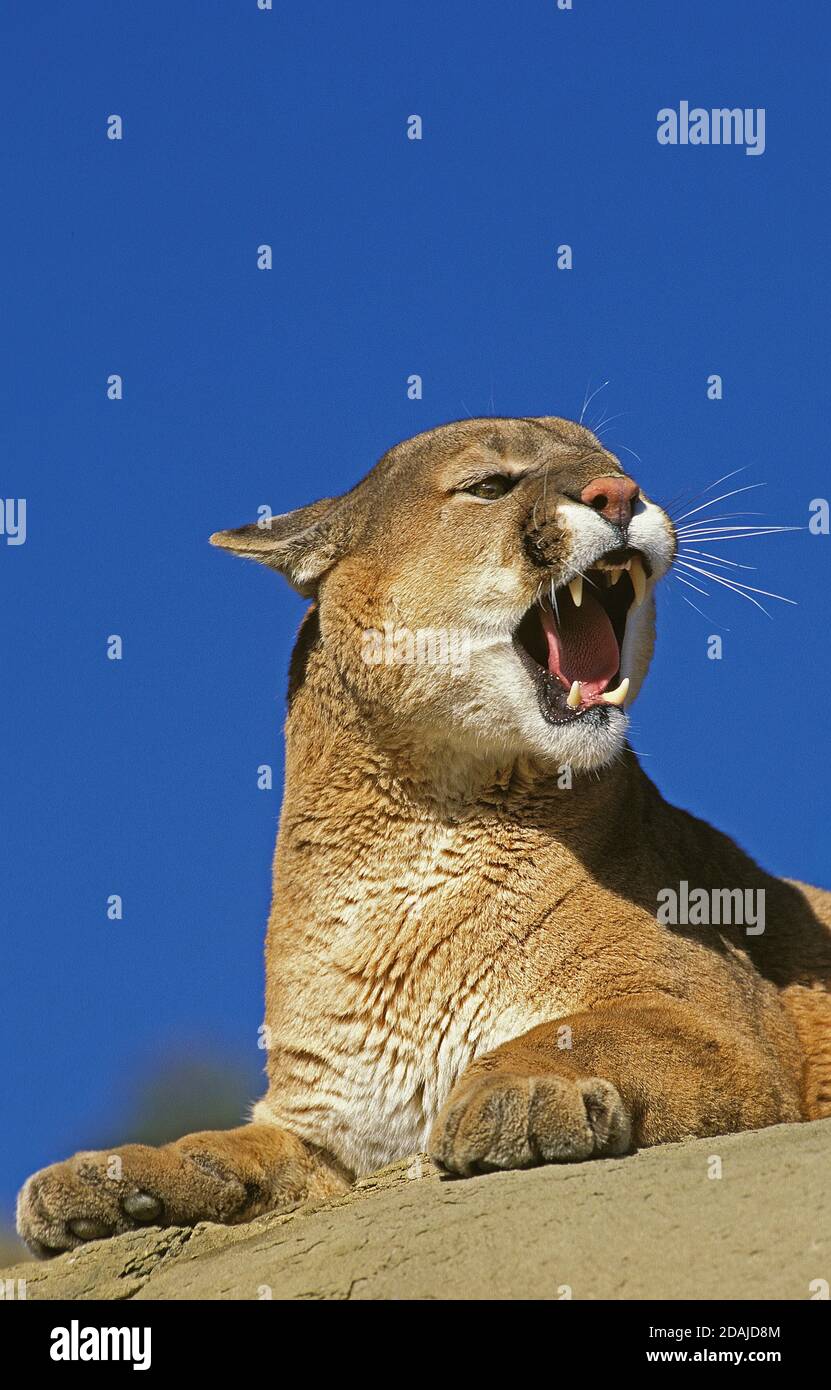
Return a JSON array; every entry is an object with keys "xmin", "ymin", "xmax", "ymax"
[{"xmin": 18, "ymin": 416, "xmax": 831, "ymax": 1256}]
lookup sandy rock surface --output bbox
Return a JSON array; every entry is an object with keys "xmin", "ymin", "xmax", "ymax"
[{"xmin": 3, "ymin": 1119, "xmax": 828, "ymax": 1300}]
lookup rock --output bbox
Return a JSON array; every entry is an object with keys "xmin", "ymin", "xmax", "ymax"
[{"xmin": 4, "ymin": 1120, "xmax": 829, "ymax": 1300}]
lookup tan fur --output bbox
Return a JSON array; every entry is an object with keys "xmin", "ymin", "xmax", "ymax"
[{"xmin": 18, "ymin": 417, "xmax": 831, "ymax": 1255}]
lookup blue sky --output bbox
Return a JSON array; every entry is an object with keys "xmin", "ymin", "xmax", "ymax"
[{"xmin": 2, "ymin": 1, "xmax": 829, "ymax": 1221}]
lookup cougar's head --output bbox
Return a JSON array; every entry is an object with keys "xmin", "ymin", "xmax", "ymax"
[{"xmin": 212, "ymin": 417, "xmax": 676, "ymax": 773}]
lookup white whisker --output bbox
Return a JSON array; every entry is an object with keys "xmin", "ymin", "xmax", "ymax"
[
  {"xmin": 674, "ymin": 531, "xmax": 801, "ymax": 545},
  {"xmin": 548, "ymin": 577, "xmax": 560, "ymax": 623},
  {"xmin": 675, "ymin": 559, "xmax": 796, "ymax": 611},
  {"xmin": 666, "ymin": 465, "xmax": 752, "ymax": 519},
  {"xmin": 676, "ymin": 565, "xmax": 773, "ymax": 617},
  {"xmin": 696, "ymin": 464, "xmax": 751, "ymax": 495},
  {"xmin": 673, "ymin": 483, "xmax": 766, "ymax": 524},
  {"xmin": 675, "ymin": 511, "xmax": 768, "ymax": 529},
  {"xmin": 674, "ymin": 573, "xmax": 710, "ymax": 597},
  {"xmin": 615, "ymin": 442, "xmax": 643, "ymax": 466},
  {"xmin": 677, "ymin": 590, "xmax": 727, "ymax": 627},
  {"xmin": 591, "ymin": 411, "xmax": 627, "ymax": 436},
  {"xmin": 579, "ymin": 379, "xmax": 609, "ymax": 425},
  {"xmin": 677, "ymin": 547, "xmax": 757, "ymax": 571},
  {"xmin": 680, "ymin": 594, "xmax": 713, "ymax": 621},
  {"xmin": 676, "ymin": 523, "xmax": 777, "ymax": 536},
  {"xmin": 576, "ymin": 569, "xmax": 601, "ymax": 593},
  {"xmin": 671, "ymin": 576, "xmax": 731, "ymax": 629}
]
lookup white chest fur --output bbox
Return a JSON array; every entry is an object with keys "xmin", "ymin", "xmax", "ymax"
[{"xmin": 260, "ymin": 822, "xmax": 557, "ymax": 1175}]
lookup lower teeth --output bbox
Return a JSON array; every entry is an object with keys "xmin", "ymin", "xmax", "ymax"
[
  {"xmin": 563, "ymin": 677, "xmax": 630, "ymax": 710},
  {"xmin": 601, "ymin": 677, "xmax": 629, "ymax": 706}
]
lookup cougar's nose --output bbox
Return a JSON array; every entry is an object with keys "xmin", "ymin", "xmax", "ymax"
[{"xmin": 580, "ymin": 475, "xmax": 639, "ymax": 528}]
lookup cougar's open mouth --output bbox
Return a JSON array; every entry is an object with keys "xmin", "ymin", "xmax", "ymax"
[{"xmin": 514, "ymin": 548, "xmax": 650, "ymax": 724}]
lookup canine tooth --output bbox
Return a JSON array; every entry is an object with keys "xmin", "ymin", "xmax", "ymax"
[
  {"xmin": 601, "ymin": 678, "xmax": 630, "ymax": 707},
  {"xmin": 608, "ymin": 568, "xmax": 622, "ymax": 586},
  {"xmin": 629, "ymin": 556, "xmax": 647, "ymax": 607},
  {"xmin": 566, "ymin": 680, "xmax": 582, "ymax": 709},
  {"xmin": 568, "ymin": 576, "xmax": 583, "ymax": 608}
]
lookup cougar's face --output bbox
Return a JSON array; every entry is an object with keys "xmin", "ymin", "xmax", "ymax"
[
  {"xmin": 213, "ymin": 416, "xmax": 677, "ymax": 774},
  {"xmin": 322, "ymin": 418, "xmax": 676, "ymax": 773}
]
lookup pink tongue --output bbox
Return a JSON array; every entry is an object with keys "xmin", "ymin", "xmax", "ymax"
[{"xmin": 541, "ymin": 591, "xmax": 620, "ymax": 697}]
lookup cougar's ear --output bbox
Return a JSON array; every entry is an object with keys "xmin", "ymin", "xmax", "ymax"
[{"xmin": 210, "ymin": 495, "xmax": 354, "ymax": 597}]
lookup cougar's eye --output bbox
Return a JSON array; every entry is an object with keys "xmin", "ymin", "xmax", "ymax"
[{"xmin": 465, "ymin": 474, "xmax": 516, "ymax": 500}]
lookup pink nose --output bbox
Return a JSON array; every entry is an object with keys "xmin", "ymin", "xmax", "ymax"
[{"xmin": 580, "ymin": 475, "xmax": 639, "ymax": 528}]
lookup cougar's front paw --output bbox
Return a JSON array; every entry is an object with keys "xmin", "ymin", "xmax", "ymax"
[
  {"xmin": 17, "ymin": 1141, "xmax": 254, "ymax": 1258},
  {"xmin": 428, "ymin": 1073, "xmax": 632, "ymax": 1177}
]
